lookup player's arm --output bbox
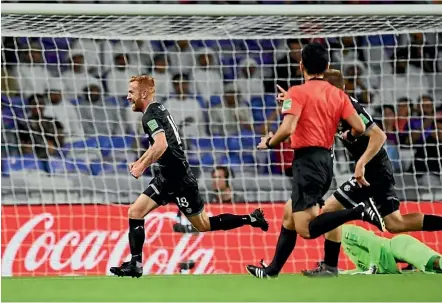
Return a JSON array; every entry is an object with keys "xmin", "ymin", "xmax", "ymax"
[
  {"xmin": 131, "ymin": 110, "xmax": 168, "ymax": 178},
  {"xmin": 389, "ymin": 234, "xmax": 442, "ymax": 273},
  {"xmin": 138, "ymin": 132, "xmax": 168, "ymax": 168},
  {"xmin": 341, "ymin": 95, "xmax": 365, "ymax": 136},
  {"xmin": 350, "ymin": 101, "xmax": 387, "ymax": 186},
  {"xmin": 359, "ymin": 125, "xmax": 387, "ymax": 166},
  {"xmin": 342, "ymin": 225, "xmax": 382, "ymax": 272},
  {"xmin": 353, "ymin": 101, "xmax": 387, "ymax": 165}
]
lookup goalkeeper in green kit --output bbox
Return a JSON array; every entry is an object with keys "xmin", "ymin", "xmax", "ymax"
[{"xmin": 341, "ymin": 225, "xmax": 441, "ymax": 275}]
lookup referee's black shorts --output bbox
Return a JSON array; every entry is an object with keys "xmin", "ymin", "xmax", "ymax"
[{"xmin": 291, "ymin": 147, "xmax": 333, "ymax": 212}]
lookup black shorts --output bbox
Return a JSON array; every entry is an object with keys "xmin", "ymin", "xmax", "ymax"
[
  {"xmin": 333, "ymin": 172, "xmax": 400, "ymax": 217},
  {"xmin": 143, "ymin": 174, "xmax": 204, "ymax": 216},
  {"xmin": 291, "ymin": 147, "xmax": 334, "ymax": 212}
]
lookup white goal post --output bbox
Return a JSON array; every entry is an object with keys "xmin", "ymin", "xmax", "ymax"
[{"xmin": 1, "ymin": 3, "xmax": 441, "ymax": 277}]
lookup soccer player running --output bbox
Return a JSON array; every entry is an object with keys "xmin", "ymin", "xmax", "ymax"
[
  {"xmin": 110, "ymin": 75, "xmax": 269, "ymax": 278},
  {"xmin": 340, "ymin": 225, "xmax": 441, "ymax": 275},
  {"xmin": 246, "ymin": 43, "xmax": 383, "ymax": 279},
  {"xmin": 302, "ymin": 69, "xmax": 442, "ymax": 277}
]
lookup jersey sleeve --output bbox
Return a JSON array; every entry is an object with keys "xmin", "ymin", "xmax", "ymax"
[
  {"xmin": 350, "ymin": 97, "xmax": 375, "ymax": 131},
  {"xmin": 343, "ymin": 225, "xmax": 382, "ymax": 268},
  {"xmin": 144, "ymin": 104, "xmax": 166, "ymax": 137},
  {"xmin": 281, "ymin": 86, "xmax": 304, "ymax": 116},
  {"xmin": 340, "ymin": 93, "xmax": 357, "ymax": 120}
]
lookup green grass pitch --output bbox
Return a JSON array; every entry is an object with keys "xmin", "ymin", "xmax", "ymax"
[{"xmin": 2, "ymin": 274, "xmax": 441, "ymax": 302}]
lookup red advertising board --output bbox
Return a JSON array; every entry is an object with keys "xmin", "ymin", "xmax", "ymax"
[{"xmin": 1, "ymin": 202, "xmax": 441, "ymax": 276}]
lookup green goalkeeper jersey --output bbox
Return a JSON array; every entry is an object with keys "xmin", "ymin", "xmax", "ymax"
[{"xmin": 341, "ymin": 225, "xmax": 441, "ymax": 274}]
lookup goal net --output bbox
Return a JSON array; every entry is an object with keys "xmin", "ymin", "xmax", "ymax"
[{"xmin": 1, "ymin": 3, "xmax": 442, "ymax": 277}]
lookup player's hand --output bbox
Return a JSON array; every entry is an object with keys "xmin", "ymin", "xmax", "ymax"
[
  {"xmin": 128, "ymin": 162, "xmax": 136, "ymax": 172},
  {"xmin": 342, "ymin": 130, "xmax": 355, "ymax": 142},
  {"xmin": 354, "ymin": 161, "xmax": 370, "ymax": 187},
  {"xmin": 257, "ymin": 132, "xmax": 274, "ymax": 150},
  {"xmin": 351, "ymin": 265, "xmax": 377, "ymax": 275},
  {"xmin": 130, "ymin": 163, "xmax": 146, "ymax": 179},
  {"xmin": 276, "ymin": 85, "xmax": 289, "ymax": 103},
  {"xmin": 350, "ymin": 270, "xmax": 373, "ymax": 275}
]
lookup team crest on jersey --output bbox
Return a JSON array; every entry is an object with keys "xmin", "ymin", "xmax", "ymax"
[
  {"xmin": 282, "ymin": 99, "xmax": 292, "ymax": 112},
  {"xmin": 147, "ymin": 119, "xmax": 159, "ymax": 131},
  {"xmin": 159, "ymin": 104, "xmax": 166, "ymax": 111}
]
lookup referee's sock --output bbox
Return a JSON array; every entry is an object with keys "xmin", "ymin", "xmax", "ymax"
[
  {"xmin": 209, "ymin": 213, "xmax": 250, "ymax": 231},
  {"xmin": 308, "ymin": 205, "xmax": 364, "ymax": 239},
  {"xmin": 423, "ymin": 215, "xmax": 442, "ymax": 231},
  {"xmin": 129, "ymin": 218, "xmax": 145, "ymax": 263},
  {"xmin": 266, "ymin": 226, "xmax": 297, "ymax": 276}
]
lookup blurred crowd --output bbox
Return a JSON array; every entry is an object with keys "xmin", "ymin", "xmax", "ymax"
[{"xmin": 1, "ymin": 32, "xmax": 441, "ymax": 185}]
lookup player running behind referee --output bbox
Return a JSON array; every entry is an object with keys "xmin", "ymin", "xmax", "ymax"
[
  {"xmin": 247, "ymin": 43, "xmax": 382, "ymax": 279},
  {"xmin": 302, "ymin": 69, "xmax": 442, "ymax": 277},
  {"xmin": 340, "ymin": 225, "xmax": 441, "ymax": 275},
  {"xmin": 110, "ymin": 75, "xmax": 268, "ymax": 278}
]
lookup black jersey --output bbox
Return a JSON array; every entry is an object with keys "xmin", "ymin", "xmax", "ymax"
[
  {"xmin": 141, "ymin": 102, "xmax": 191, "ymax": 180},
  {"xmin": 337, "ymin": 96, "xmax": 390, "ymax": 173}
]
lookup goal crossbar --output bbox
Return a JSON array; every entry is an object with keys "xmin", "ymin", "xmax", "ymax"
[
  {"xmin": 2, "ymin": 4, "xmax": 442, "ymax": 40},
  {"xmin": 3, "ymin": 3, "xmax": 442, "ymax": 16}
]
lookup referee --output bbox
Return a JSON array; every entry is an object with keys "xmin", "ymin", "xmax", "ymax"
[{"xmin": 247, "ymin": 43, "xmax": 377, "ymax": 279}]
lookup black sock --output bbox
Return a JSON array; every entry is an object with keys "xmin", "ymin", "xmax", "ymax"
[
  {"xmin": 209, "ymin": 214, "xmax": 250, "ymax": 231},
  {"xmin": 129, "ymin": 218, "xmax": 145, "ymax": 263},
  {"xmin": 266, "ymin": 226, "xmax": 297, "ymax": 276},
  {"xmin": 423, "ymin": 215, "xmax": 442, "ymax": 231},
  {"xmin": 323, "ymin": 239, "xmax": 341, "ymax": 268},
  {"xmin": 308, "ymin": 205, "xmax": 364, "ymax": 239}
]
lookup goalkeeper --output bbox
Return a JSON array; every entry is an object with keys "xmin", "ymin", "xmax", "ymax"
[{"xmin": 341, "ymin": 225, "xmax": 441, "ymax": 275}]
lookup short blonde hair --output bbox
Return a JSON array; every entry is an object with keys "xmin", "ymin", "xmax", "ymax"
[
  {"xmin": 130, "ymin": 75, "xmax": 155, "ymax": 88},
  {"xmin": 324, "ymin": 69, "xmax": 345, "ymax": 90}
]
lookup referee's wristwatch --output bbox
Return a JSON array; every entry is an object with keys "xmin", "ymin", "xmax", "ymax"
[{"xmin": 265, "ymin": 137, "xmax": 273, "ymax": 149}]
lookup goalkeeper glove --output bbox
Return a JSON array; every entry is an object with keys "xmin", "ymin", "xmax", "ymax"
[{"xmin": 351, "ymin": 264, "xmax": 378, "ymax": 275}]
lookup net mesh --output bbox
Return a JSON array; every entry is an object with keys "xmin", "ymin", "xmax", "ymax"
[
  {"xmin": 1, "ymin": 6, "xmax": 441, "ymax": 277},
  {"xmin": 2, "ymin": 14, "xmax": 442, "ymax": 40}
]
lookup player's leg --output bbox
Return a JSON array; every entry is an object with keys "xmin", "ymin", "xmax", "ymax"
[
  {"xmin": 247, "ymin": 148, "xmax": 364, "ymax": 278},
  {"xmin": 301, "ymin": 195, "xmax": 346, "ymax": 276},
  {"xmin": 293, "ymin": 178, "xmax": 378, "ymax": 240},
  {"xmin": 300, "ymin": 196, "xmax": 348, "ymax": 276},
  {"xmin": 383, "ymin": 208, "xmax": 442, "ymax": 233},
  {"xmin": 306, "ymin": 176, "xmax": 385, "ymax": 241},
  {"xmin": 292, "ymin": 150, "xmax": 384, "ymax": 240},
  {"xmin": 175, "ymin": 183, "xmax": 269, "ymax": 232},
  {"xmin": 186, "ymin": 208, "xmax": 268, "ymax": 232},
  {"xmin": 246, "ymin": 200, "xmax": 297, "ymax": 278},
  {"xmin": 372, "ymin": 187, "xmax": 442, "ymax": 233},
  {"xmin": 127, "ymin": 193, "xmax": 159, "ymax": 261},
  {"xmin": 390, "ymin": 234, "xmax": 442, "ymax": 273},
  {"xmin": 302, "ymin": 176, "xmax": 384, "ymax": 277},
  {"xmin": 109, "ymin": 190, "xmax": 160, "ymax": 277}
]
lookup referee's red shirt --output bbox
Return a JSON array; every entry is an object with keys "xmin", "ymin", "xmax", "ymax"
[{"xmin": 281, "ymin": 79, "xmax": 356, "ymax": 150}]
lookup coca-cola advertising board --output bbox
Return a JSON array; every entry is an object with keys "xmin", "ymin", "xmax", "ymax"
[{"xmin": 2, "ymin": 202, "xmax": 441, "ymax": 276}]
